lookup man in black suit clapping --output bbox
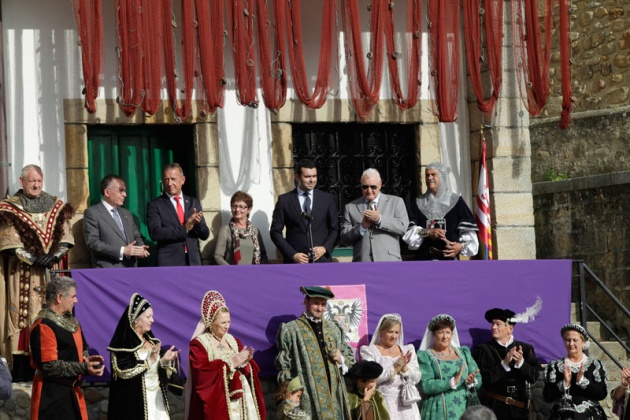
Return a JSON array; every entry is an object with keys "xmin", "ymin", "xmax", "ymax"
[{"xmin": 147, "ymin": 163, "xmax": 209, "ymax": 266}]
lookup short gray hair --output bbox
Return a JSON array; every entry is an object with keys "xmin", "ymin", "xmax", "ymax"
[
  {"xmin": 20, "ymin": 164, "xmax": 43, "ymax": 179},
  {"xmin": 162, "ymin": 163, "xmax": 184, "ymax": 177},
  {"xmin": 361, "ymin": 168, "xmax": 381, "ymax": 182},
  {"xmin": 460, "ymin": 406, "xmax": 497, "ymax": 420},
  {"xmin": 45, "ymin": 276, "xmax": 77, "ymax": 306}
]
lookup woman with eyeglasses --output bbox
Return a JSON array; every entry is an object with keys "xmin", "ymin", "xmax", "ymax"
[{"xmin": 214, "ymin": 191, "xmax": 268, "ymax": 265}]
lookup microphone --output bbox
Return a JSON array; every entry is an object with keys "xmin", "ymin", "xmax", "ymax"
[{"xmin": 301, "ymin": 212, "xmax": 315, "ymax": 221}]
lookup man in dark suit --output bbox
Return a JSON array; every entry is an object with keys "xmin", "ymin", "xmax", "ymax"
[
  {"xmin": 83, "ymin": 175, "xmax": 149, "ymax": 268},
  {"xmin": 147, "ymin": 163, "xmax": 210, "ymax": 266},
  {"xmin": 270, "ymin": 159, "xmax": 339, "ymax": 263},
  {"xmin": 341, "ymin": 168, "xmax": 409, "ymax": 262},
  {"xmin": 473, "ymin": 308, "xmax": 540, "ymax": 420}
]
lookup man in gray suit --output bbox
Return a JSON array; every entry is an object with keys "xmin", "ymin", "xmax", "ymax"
[
  {"xmin": 341, "ymin": 168, "xmax": 409, "ymax": 262},
  {"xmin": 83, "ymin": 175, "xmax": 149, "ymax": 267}
]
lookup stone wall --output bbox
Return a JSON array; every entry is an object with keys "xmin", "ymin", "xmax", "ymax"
[
  {"xmin": 541, "ymin": 0, "xmax": 630, "ymax": 118},
  {"xmin": 533, "ymin": 174, "xmax": 630, "ymax": 337}
]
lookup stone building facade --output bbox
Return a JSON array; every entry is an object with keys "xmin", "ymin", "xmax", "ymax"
[{"xmin": 531, "ymin": 0, "xmax": 630, "ymax": 340}]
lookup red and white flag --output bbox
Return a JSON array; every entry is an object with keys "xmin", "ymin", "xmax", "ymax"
[{"xmin": 476, "ymin": 131, "xmax": 492, "ymax": 259}]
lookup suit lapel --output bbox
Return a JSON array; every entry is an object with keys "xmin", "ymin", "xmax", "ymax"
[
  {"xmin": 98, "ymin": 203, "xmax": 127, "ymax": 242},
  {"xmin": 377, "ymin": 194, "xmax": 388, "ymax": 213},
  {"xmin": 162, "ymin": 193, "xmax": 181, "ymax": 222}
]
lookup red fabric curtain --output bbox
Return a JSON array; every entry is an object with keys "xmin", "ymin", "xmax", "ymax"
[
  {"xmin": 141, "ymin": 1, "xmax": 164, "ymax": 115},
  {"xmin": 341, "ymin": 0, "xmax": 386, "ymax": 119},
  {"xmin": 283, "ymin": 0, "xmax": 337, "ymax": 109},
  {"xmin": 115, "ymin": 0, "xmax": 144, "ymax": 117},
  {"xmin": 254, "ymin": 0, "xmax": 287, "ymax": 113},
  {"xmin": 428, "ymin": 0, "xmax": 461, "ymax": 122},
  {"xmin": 74, "ymin": 0, "xmax": 572, "ymax": 127},
  {"xmin": 463, "ymin": 0, "xmax": 503, "ymax": 115},
  {"xmin": 72, "ymin": 0, "xmax": 103, "ymax": 113},
  {"xmin": 512, "ymin": 0, "xmax": 553, "ymax": 117},
  {"xmin": 229, "ymin": 0, "xmax": 258, "ymax": 108},
  {"xmin": 383, "ymin": 0, "xmax": 423, "ymax": 111},
  {"xmin": 160, "ymin": 0, "xmax": 193, "ymax": 120},
  {"xmin": 195, "ymin": 0, "xmax": 226, "ymax": 115}
]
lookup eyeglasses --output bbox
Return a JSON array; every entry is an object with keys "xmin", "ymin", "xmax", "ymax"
[
  {"xmin": 231, "ymin": 204, "xmax": 249, "ymax": 210},
  {"xmin": 361, "ymin": 185, "xmax": 379, "ymax": 190}
]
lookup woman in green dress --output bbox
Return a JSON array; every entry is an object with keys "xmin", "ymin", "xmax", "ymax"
[{"xmin": 417, "ymin": 314, "xmax": 481, "ymax": 420}]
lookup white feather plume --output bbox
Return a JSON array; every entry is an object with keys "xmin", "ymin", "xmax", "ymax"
[{"xmin": 508, "ymin": 296, "xmax": 543, "ymax": 324}]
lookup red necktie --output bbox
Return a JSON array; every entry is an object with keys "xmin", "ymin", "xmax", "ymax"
[
  {"xmin": 174, "ymin": 196, "xmax": 185, "ymax": 225},
  {"xmin": 174, "ymin": 196, "xmax": 188, "ymax": 253}
]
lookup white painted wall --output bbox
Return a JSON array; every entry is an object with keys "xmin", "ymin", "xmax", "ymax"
[{"xmin": 2, "ymin": 0, "xmax": 471, "ymax": 237}]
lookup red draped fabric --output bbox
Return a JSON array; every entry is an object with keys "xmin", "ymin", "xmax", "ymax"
[
  {"xmin": 383, "ymin": 0, "xmax": 422, "ymax": 111},
  {"xmin": 341, "ymin": 0, "xmax": 386, "ymax": 119},
  {"xmin": 254, "ymin": 0, "xmax": 288, "ymax": 112},
  {"xmin": 229, "ymin": 0, "xmax": 258, "ymax": 108},
  {"xmin": 195, "ymin": 0, "xmax": 226, "ymax": 115},
  {"xmin": 72, "ymin": 0, "xmax": 571, "ymax": 127},
  {"xmin": 512, "ymin": 0, "xmax": 553, "ymax": 118},
  {"xmin": 428, "ymin": 0, "xmax": 460, "ymax": 122},
  {"xmin": 72, "ymin": 0, "xmax": 103, "ymax": 113},
  {"xmin": 141, "ymin": 0, "xmax": 164, "ymax": 115},
  {"xmin": 115, "ymin": 0, "xmax": 144, "ymax": 117},
  {"xmin": 463, "ymin": 0, "xmax": 503, "ymax": 115},
  {"xmin": 160, "ymin": 0, "xmax": 187, "ymax": 119},
  {"xmin": 558, "ymin": 0, "xmax": 573, "ymax": 129},
  {"xmin": 283, "ymin": 0, "xmax": 337, "ymax": 109}
]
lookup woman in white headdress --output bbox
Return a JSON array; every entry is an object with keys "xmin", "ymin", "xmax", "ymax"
[
  {"xmin": 417, "ymin": 314, "xmax": 481, "ymax": 420},
  {"xmin": 360, "ymin": 313, "xmax": 421, "ymax": 419}
]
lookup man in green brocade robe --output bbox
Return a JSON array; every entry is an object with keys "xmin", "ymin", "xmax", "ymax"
[{"xmin": 275, "ymin": 286, "xmax": 354, "ymax": 420}]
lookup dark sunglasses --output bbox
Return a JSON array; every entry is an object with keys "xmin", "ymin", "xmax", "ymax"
[{"xmin": 361, "ymin": 185, "xmax": 378, "ymax": 190}]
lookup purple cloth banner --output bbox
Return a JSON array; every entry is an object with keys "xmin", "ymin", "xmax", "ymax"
[{"xmin": 72, "ymin": 259, "xmax": 571, "ymax": 379}]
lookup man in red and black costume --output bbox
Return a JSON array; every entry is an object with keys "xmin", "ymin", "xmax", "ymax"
[
  {"xmin": 0, "ymin": 164, "xmax": 74, "ymax": 376},
  {"xmin": 30, "ymin": 276, "xmax": 104, "ymax": 419}
]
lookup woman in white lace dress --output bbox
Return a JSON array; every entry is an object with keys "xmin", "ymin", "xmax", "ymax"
[{"xmin": 360, "ymin": 313, "xmax": 421, "ymax": 419}]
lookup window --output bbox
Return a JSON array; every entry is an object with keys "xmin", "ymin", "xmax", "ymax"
[
  {"xmin": 293, "ymin": 123, "xmax": 418, "ymax": 218},
  {"xmin": 87, "ymin": 124, "xmax": 195, "ymax": 265}
]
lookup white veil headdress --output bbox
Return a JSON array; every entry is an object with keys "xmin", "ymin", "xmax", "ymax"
[
  {"xmin": 419, "ymin": 314, "xmax": 461, "ymax": 351},
  {"xmin": 369, "ymin": 313, "xmax": 405, "ymax": 347}
]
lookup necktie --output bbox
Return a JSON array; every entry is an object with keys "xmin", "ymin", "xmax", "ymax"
[
  {"xmin": 174, "ymin": 196, "xmax": 188, "ymax": 253},
  {"xmin": 174, "ymin": 196, "xmax": 185, "ymax": 225},
  {"xmin": 111, "ymin": 208, "xmax": 125, "ymax": 236},
  {"xmin": 368, "ymin": 201, "xmax": 377, "ymax": 211},
  {"xmin": 303, "ymin": 192, "xmax": 311, "ymax": 214}
]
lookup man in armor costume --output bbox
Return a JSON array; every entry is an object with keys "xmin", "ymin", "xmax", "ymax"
[{"xmin": 0, "ymin": 164, "xmax": 74, "ymax": 374}]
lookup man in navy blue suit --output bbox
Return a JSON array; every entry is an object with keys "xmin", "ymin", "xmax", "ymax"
[
  {"xmin": 147, "ymin": 163, "xmax": 209, "ymax": 266},
  {"xmin": 270, "ymin": 159, "xmax": 339, "ymax": 263}
]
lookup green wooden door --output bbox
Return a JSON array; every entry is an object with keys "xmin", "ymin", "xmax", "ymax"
[{"xmin": 87, "ymin": 125, "xmax": 195, "ymax": 266}]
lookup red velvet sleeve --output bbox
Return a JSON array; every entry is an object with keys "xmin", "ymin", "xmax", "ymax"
[{"xmin": 189, "ymin": 338, "xmax": 232, "ymax": 420}]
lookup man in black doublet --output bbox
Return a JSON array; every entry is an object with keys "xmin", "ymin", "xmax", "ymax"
[{"xmin": 473, "ymin": 308, "xmax": 540, "ymax": 420}]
